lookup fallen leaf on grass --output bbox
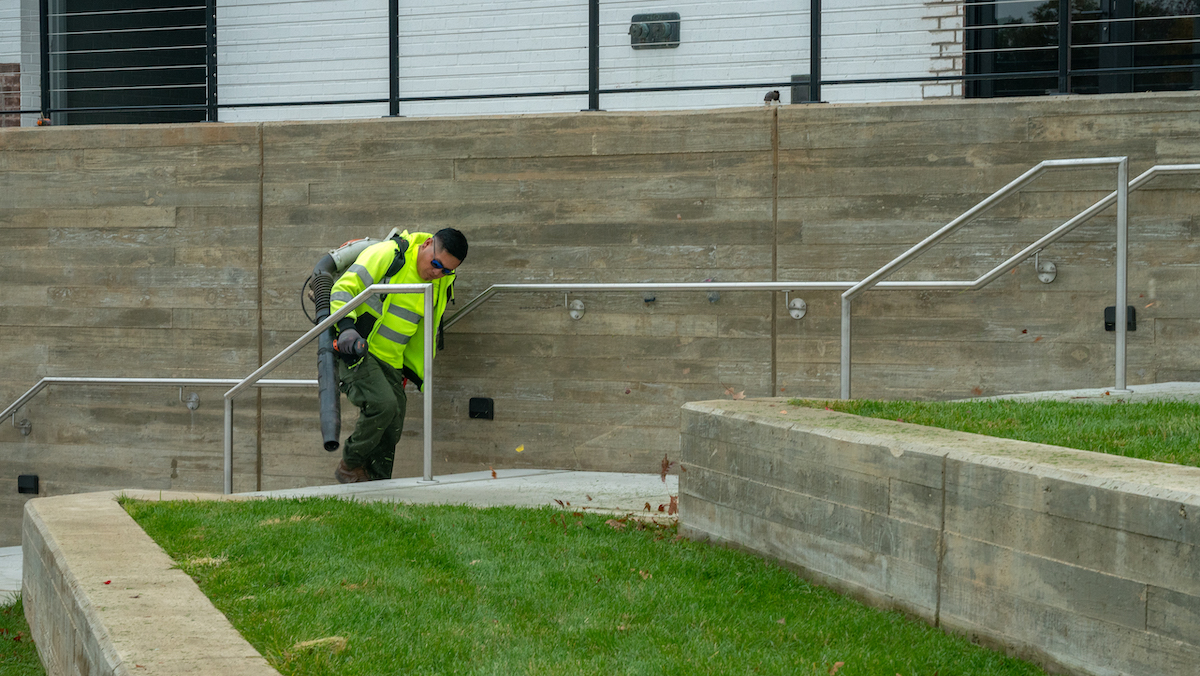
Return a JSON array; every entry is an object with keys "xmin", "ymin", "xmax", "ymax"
[
  {"xmin": 829, "ymin": 662, "xmax": 845, "ymax": 675},
  {"xmin": 777, "ymin": 618, "xmax": 786, "ymax": 624},
  {"xmin": 639, "ymin": 570, "xmax": 651, "ymax": 580},
  {"xmin": 605, "ymin": 519, "xmax": 626, "ymax": 531},
  {"xmin": 291, "ymin": 636, "xmax": 348, "ymax": 654}
]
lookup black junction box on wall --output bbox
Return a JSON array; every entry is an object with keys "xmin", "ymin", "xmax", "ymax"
[{"xmin": 469, "ymin": 397, "xmax": 494, "ymax": 420}]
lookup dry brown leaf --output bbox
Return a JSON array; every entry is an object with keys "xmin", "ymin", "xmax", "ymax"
[
  {"xmin": 644, "ymin": 502, "xmax": 652, "ymax": 512},
  {"xmin": 724, "ymin": 386, "xmax": 736, "ymax": 396},
  {"xmin": 732, "ymin": 390, "xmax": 746, "ymax": 400},
  {"xmin": 777, "ymin": 617, "xmax": 786, "ymax": 624},
  {"xmin": 660, "ymin": 454, "xmax": 673, "ymax": 482},
  {"xmin": 605, "ymin": 519, "xmax": 626, "ymax": 531},
  {"xmin": 639, "ymin": 570, "xmax": 651, "ymax": 580},
  {"xmin": 668, "ymin": 495, "xmax": 678, "ymax": 516},
  {"xmin": 490, "ymin": 467, "xmax": 497, "ymax": 479},
  {"xmin": 829, "ymin": 662, "xmax": 845, "ymax": 675}
]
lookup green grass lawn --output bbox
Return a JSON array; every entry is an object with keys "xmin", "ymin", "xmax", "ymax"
[
  {"xmin": 792, "ymin": 398, "xmax": 1200, "ymax": 466},
  {"xmin": 125, "ymin": 498, "xmax": 1044, "ymax": 676},
  {"xmin": 0, "ymin": 597, "xmax": 45, "ymax": 676}
]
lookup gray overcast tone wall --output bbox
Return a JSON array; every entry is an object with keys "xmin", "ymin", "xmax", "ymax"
[{"xmin": 0, "ymin": 92, "xmax": 1197, "ymax": 544}]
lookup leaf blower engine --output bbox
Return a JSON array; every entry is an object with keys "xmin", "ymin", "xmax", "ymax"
[{"xmin": 305, "ymin": 228, "xmax": 401, "ymax": 452}]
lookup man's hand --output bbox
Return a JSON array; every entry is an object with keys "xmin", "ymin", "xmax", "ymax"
[{"xmin": 336, "ymin": 328, "xmax": 367, "ymax": 357}]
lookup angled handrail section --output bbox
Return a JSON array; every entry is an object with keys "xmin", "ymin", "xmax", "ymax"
[
  {"xmin": 223, "ymin": 282, "xmax": 434, "ymax": 494},
  {"xmin": 840, "ymin": 159, "xmax": 1200, "ymax": 399}
]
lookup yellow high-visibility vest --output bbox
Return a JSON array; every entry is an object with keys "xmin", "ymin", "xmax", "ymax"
[{"xmin": 329, "ymin": 230, "xmax": 454, "ymax": 389}]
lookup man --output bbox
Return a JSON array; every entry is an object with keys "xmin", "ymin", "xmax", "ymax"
[{"xmin": 329, "ymin": 228, "xmax": 467, "ymax": 483}]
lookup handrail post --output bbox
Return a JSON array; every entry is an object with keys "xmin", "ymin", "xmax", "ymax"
[
  {"xmin": 421, "ymin": 285, "xmax": 435, "ymax": 483},
  {"xmin": 1115, "ymin": 157, "xmax": 1129, "ymax": 392},
  {"xmin": 840, "ymin": 297, "xmax": 851, "ymax": 399},
  {"xmin": 224, "ymin": 397, "xmax": 233, "ymax": 494}
]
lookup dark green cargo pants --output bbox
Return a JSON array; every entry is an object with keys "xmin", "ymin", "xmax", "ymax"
[{"xmin": 338, "ymin": 353, "xmax": 407, "ymax": 480}]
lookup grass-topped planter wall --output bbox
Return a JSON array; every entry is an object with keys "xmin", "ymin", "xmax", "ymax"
[{"xmin": 679, "ymin": 399, "xmax": 1200, "ymax": 676}]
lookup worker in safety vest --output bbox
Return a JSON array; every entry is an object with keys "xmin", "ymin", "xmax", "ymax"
[{"xmin": 330, "ymin": 228, "xmax": 467, "ymax": 483}]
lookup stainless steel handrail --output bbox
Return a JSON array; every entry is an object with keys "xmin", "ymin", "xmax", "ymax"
[
  {"xmin": 443, "ymin": 280, "xmax": 976, "ymax": 330},
  {"xmin": 223, "ymin": 282, "xmax": 434, "ymax": 494},
  {"xmin": 840, "ymin": 157, "xmax": 1131, "ymax": 399},
  {"xmin": 2, "ymin": 377, "xmax": 316, "ymax": 426}
]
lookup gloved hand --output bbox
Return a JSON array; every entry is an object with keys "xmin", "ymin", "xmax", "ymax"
[{"xmin": 336, "ymin": 328, "xmax": 366, "ymax": 357}]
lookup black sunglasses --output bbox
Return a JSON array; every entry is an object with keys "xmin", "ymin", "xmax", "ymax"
[{"xmin": 430, "ymin": 246, "xmax": 456, "ymax": 276}]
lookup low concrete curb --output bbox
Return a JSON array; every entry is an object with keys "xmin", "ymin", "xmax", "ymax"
[{"xmin": 22, "ymin": 489, "xmax": 280, "ymax": 676}]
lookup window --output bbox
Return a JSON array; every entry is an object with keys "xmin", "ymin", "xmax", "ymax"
[
  {"xmin": 47, "ymin": 0, "xmax": 208, "ymax": 124},
  {"xmin": 965, "ymin": 0, "xmax": 1200, "ymax": 97}
]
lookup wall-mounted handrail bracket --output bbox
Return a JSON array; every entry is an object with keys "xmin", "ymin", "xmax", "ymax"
[{"xmin": 1034, "ymin": 252, "xmax": 1057, "ymax": 284}]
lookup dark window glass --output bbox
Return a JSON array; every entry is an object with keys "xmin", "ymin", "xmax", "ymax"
[
  {"xmin": 966, "ymin": 0, "xmax": 1200, "ymax": 97},
  {"xmin": 48, "ymin": 0, "xmax": 207, "ymax": 124}
]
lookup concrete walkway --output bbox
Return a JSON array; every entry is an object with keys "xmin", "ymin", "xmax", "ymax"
[{"xmin": 3, "ymin": 469, "xmax": 679, "ymax": 601}]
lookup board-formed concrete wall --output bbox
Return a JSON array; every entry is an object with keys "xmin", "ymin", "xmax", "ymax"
[
  {"xmin": 679, "ymin": 399, "xmax": 1200, "ymax": 676},
  {"xmin": 1, "ymin": 93, "xmax": 1199, "ymax": 545}
]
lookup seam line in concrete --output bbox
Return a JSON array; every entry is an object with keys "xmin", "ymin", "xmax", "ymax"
[{"xmin": 935, "ymin": 453, "xmax": 946, "ymax": 627}]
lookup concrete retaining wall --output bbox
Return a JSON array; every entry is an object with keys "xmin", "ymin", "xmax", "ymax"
[
  {"xmin": 679, "ymin": 399, "xmax": 1200, "ymax": 675},
  {"xmin": 1, "ymin": 94, "xmax": 1199, "ymax": 545},
  {"xmin": 22, "ymin": 490, "xmax": 278, "ymax": 676}
]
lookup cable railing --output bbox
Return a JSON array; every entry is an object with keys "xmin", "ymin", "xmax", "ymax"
[{"xmin": 7, "ymin": 0, "xmax": 1198, "ymax": 123}]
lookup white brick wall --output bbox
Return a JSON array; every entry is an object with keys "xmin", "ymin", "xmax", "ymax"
[
  {"xmin": 4, "ymin": 0, "xmax": 969, "ymax": 123},
  {"xmin": 0, "ymin": 1, "xmax": 17, "ymax": 63}
]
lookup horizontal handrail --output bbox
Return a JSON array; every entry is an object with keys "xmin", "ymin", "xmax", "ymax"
[
  {"xmin": 444, "ymin": 280, "xmax": 976, "ymax": 330},
  {"xmin": 224, "ymin": 282, "xmax": 434, "ymax": 494},
  {"xmin": 2, "ymin": 376, "xmax": 315, "ymax": 425}
]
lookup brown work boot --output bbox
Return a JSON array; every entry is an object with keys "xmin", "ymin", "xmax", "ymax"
[{"xmin": 334, "ymin": 460, "xmax": 370, "ymax": 484}]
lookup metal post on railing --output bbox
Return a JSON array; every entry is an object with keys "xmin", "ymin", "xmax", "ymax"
[
  {"xmin": 587, "ymin": 0, "xmax": 600, "ymax": 110},
  {"xmin": 421, "ymin": 286, "xmax": 435, "ymax": 483},
  {"xmin": 38, "ymin": 0, "xmax": 50, "ymax": 120},
  {"xmin": 224, "ymin": 397, "xmax": 234, "ymax": 494},
  {"xmin": 1114, "ymin": 157, "xmax": 1129, "ymax": 392},
  {"xmin": 809, "ymin": 0, "xmax": 821, "ymax": 102},
  {"xmin": 1057, "ymin": 0, "xmax": 1071, "ymax": 93},
  {"xmin": 206, "ymin": 0, "xmax": 217, "ymax": 121},
  {"xmin": 389, "ymin": 0, "xmax": 400, "ymax": 117}
]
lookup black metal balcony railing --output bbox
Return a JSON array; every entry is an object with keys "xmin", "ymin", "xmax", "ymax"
[{"xmin": 0, "ymin": 0, "xmax": 1198, "ymax": 124}]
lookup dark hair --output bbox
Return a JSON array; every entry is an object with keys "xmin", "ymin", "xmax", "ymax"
[{"xmin": 434, "ymin": 228, "xmax": 468, "ymax": 263}]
